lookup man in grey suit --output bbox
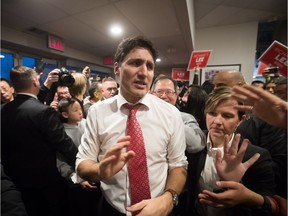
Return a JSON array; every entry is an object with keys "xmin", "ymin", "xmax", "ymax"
[{"xmin": 151, "ymin": 76, "xmax": 206, "ymax": 153}]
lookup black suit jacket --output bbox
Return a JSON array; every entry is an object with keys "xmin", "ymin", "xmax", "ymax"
[
  {"xmin": 184, "ymin": 136, "xmax": 276, "ymax": 216},
  {"xmin": 1, "ymin": 163, "xmax": 28, "ymax": 216},
  {"xmin": 236, "ymin": 116, "xmax": 287, "ymax": 198},
  {"xmin": 1, "ymin": 94, "xmax": 78, "ymax": 189}
]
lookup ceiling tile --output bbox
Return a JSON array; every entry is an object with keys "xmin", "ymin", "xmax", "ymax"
[
  {"xmin": 44, "ymin": 0, "xmax": 108, "ymax": 14},
  {"xmin": 222, "ymin": 0, "xmax": 252, "ymax": 8},
  {"xmin": 250, "ymin": 0, "xmax": 287, "ymax": 14},
  {"xmin": 220, "ymin": 9, "xmax": 275, "ymax": 26},
  {"xmin": 42, "ymin": 17, "xmax": 111, "ymax": 44},
  {"xmin": 74, "ymin": 4, "xmax": 140, "ymax": 38},
  {"xmin": 197, "ymin": 6, "xmax": 242, "ymax": 28},
  {"xmin": 2, "ymin": 0, "xmax": 67, "ymax": 26},
  {"xmin": 115, "ymin": 0, "xmax": 182, "ymax": 38},
  {"xmin": 1, "ymin": 11, "xmax": 36, "ymax": 31},
  {"xmin": 1, "ymin": 0, "xmax": 286, "ymax": 69}
]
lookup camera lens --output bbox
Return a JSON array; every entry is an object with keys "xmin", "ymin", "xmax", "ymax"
[
  {"xmin": 58, "ymin": 68, "xmax": 75, "ymax": 87},
  {"xmin": 61, "ymin": 74, "xmax": 75, "ymax": 87}
]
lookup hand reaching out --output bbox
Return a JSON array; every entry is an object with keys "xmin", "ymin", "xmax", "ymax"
[
  {"xmin": 44, "ymin": 69, "xmax": 59, "ymax": 89},
  {"xmin": 232, "ymin": 84, "xmax": 287, "ymax": 128},
  {"xmin": 82, "ymin": 66, "xmax": 90, "ymax": 79},
  {"xmin": 77, "ymin": 136, "xmax": 135, "ymax": 182},
  {"xmin": 215, "ymin": 134, "xmax": 260, "ymax": 182},
  {"xmin": 50, "ymin": 93, "xmax": 59, "ymax": 111},
  {"xmin": 98, "ymin": 136, "xmax": 135, "ymax": 180},
  {"xmin": 198, "ymin": 181, "xmax": 262, "ymax": 208}
]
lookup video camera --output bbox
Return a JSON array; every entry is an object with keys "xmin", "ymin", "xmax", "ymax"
[
  {"xmin": 263, "ymin": 67, "xmax": 279, "ymax": 76},
  {"xmin": 58, "ymin": 67, "xmax": 75, "ymax": 87}
]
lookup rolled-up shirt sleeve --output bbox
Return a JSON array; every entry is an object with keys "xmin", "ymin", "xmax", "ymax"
[
  {"xmin": 76, "ymin": 105, "xmax": 100, "ymax": 169},
  {"xmin": 167, "ymin": 109, "xmax": 188, "ymax": 170}
]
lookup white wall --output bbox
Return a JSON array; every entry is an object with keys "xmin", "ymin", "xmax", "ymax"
[{"xmin": 195, "ymin": 22, "xmax": 258, "ymax": 83}]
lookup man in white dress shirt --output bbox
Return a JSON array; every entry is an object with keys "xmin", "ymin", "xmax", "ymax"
[{"xmin": 76, "ymin": 36, "xmax": 187, "ymax": 216}]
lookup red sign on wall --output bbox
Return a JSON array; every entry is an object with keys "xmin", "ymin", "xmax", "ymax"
[
  {"xmin": 259, "ymin": 41, "xmax": 287, "ymax": 77},
  {"xmin": 103, "ymin": 56, "xmax": 113, "ymax": 65},
  {"xmin": 187, "ymin": 50, "xmax": 212, "ymax": 70},
  {"xmin": 171, "ymin": 68, "xmax": 189, "ymax": 81},
  {"xmin": 48, "ymin": 35, "xmax": 65, "ymax": 52}
]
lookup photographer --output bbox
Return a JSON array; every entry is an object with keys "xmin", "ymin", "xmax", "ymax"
[
  {"xmin": 36, "ymin": 68, "xmax": 59, "ymax": 104},
  {"xmin": 44, "ymin": 68, "xmax": 75, "ymax": 105},
  {"xmin": 50, "ymin": 85, "xmax": 72, "ymax": 112},
  {"xmin": 48, "ymin": 68, "xmax": 87, "ymax": 117}
]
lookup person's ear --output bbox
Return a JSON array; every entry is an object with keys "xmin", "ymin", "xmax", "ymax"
[
  {"xmin": 32, "ymin": 78, "xmax": 39, "ymax": 87},
  {"xmin": 114, "ymin": 62, "xmax": 120, "ymax": 76},
  {"xmin": 94, "ymin": 91, "xmax": 103, "ymax": 100},
  {"xmin": 61, "ymin": 112, "xmax": 69, "ymax": 119},
  {"xmin": 36, "ymin": 72, "xmax": 43, "ymax": 80}
]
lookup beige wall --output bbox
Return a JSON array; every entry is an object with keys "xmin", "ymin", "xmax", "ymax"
[{"xmin": 195, "ymin": 22, "xmax": 258, "ymax": 83}]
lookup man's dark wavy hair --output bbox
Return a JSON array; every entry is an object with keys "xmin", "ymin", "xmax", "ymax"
[{"xmin": 114, "ymin": 35, "xmax": 159, "ymax": 64}]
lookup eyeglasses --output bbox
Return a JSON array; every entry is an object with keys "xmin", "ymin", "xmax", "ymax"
[
  {"xmin": 154, "ymin": 89, "xmax": 176, "ymax": 96},
  {"xmin": 106, "ymin": 87, "xmax": 117, "ymax": 92}
]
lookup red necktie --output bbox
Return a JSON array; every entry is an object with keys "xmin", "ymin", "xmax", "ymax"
[{"xmin": 124, "ymin": 103, "xmax": 151, "ymax": 205}]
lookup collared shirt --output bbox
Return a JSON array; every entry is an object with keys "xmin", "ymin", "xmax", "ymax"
[
  {"xmin": 76, "ymin": 92, "xmax": 187, "ymax": 214},
  {"xmin": 197, "ymin": 133, "xmax": 234, "ymax": 216}
]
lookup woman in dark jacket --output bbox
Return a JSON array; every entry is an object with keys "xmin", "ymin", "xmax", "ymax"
[{"xmin": 184, "ymin": 86, "xmax": 276, "ymax": 216}]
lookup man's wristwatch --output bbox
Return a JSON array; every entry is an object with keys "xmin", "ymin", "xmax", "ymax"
[{"xmin": 164, "ymin": 189, "xmax": 179, "ymax": 206}]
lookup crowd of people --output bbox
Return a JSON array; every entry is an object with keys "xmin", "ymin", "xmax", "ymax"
[{"xmin": 1, "ymin": 35, "xmax": 287, "ymax": 216}]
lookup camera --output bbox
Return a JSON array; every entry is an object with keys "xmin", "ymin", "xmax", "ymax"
[
  {"xmin": 263, "ymin": 67, "xmax": 279, "ymax": 76},
  {"xmin": 58, "ymin": 67, "xmax": 75, "ymax": 87}
]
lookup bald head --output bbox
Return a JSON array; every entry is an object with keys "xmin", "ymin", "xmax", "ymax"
[{"xmin": 213, "ymin": 70, "xmax": 246, "ymax": 88}]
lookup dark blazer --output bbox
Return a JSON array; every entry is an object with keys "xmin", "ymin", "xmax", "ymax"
[
  {"xmin": 1, "ymin": 94, "xmax": 78, "ymax": 189},
  {"xmin": 184, "ymin": 135, "xmax": 276, "ymax": 216},
  {"xmin": 236, "ymin": 116, "xmax": 287, "ymax": 198},
  {"xmin": 1, "ymin": 163, "xmax": 28, "ymax": 216}
]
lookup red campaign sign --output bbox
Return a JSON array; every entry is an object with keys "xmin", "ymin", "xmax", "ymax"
[
  {"xmin": 187, "ymin": 50, "xmax": 212, "ymax": 71},
  {"xmin": 259, "ymin": 41, "xmax": 287, "ymax": 77},
  {"xmin": 171, "ymin": 68, "xmax": 190, "ymax": 81},
  {"xmin": 257, "ymin": 61, "xmax": 268, "ymax": 75}
]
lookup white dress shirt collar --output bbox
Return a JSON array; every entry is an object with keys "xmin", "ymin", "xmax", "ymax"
[{"xmin": 117, "ymin": 92, "xmax": 151, "ymax": 110}]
